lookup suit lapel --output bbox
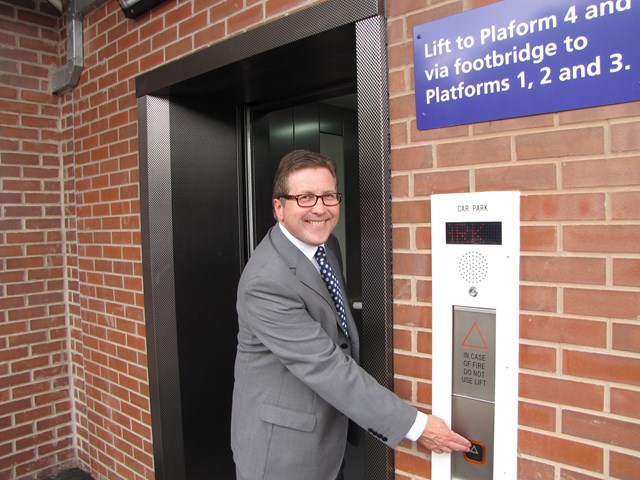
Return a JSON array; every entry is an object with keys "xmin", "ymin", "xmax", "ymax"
[
  {"xmin": 268, "ymin": 226, "xmax": 357, "ymax": 345},
  {"xmin": 268, "ymin": 226, "xmax": 332, "ymax": 306}
]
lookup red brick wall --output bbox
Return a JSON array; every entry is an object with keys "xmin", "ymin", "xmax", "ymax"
[
  {"xmin": 0, "ymin": 1, "xmax": 76, "ymax": 479},
  {"xmin": 388, "ymin": 1, "xmax": 640, "ymax": 480},
  {"xmin": 1, "ymin": 0, "xmax": 639, "ymax": 479}
]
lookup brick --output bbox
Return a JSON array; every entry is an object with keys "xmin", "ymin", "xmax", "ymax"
[
  {"xmin": 394, "ymin": 279, "xmax": 411, "ymax": 301},
  {"xmin": 193, "ymin": 22, "xmax": 226, "ymax": 50},
  {"xmin": 2, "ymin": 152, "xmax": 40, "ymax": 166},
  {"xmin": 387, "ymin": 42, "xmax": 413, "ymax": 72},
  {"xmin": 392, "ymin": 226, "xmax": 410, "ymax": 250},
  {"xmin": 559, "ymin": 101, "xmax": 640, "ymax": 124},
  {"xmin": 518, "ymin": 458, "xmax": 555, "ymax": 480},
  {"xmin": 474, "ymin": 113, "xmax": 554, "ymax": 135},
  {"xmin": 564, "ymin": 288, "xmax": 640, "ymax": 320},
  {"xmin": 612, "ymin": 191, "xmax": 640, "ymax": 220},
  {"xmin": 3, "ymin": 179, "xmax": 42, "ymax": 192},
  {"xmin": 150, "ymin": 25, "xmax": 177, "ymax": 51},
  {"xmin": 516, "ymin": 127, "xmax": 605, "ymax": 160},
  {"xmin": 416, "ymin": 380, "xmax": 431, "ymax": 406},
  {"xmin": 563, "ymin": 156, "xmax": 640, "ymax": 189},
  {"xmin": 0, "ymin": 398, "xmax": 31, "ymax": 417},
  {"xmin": 563, "ymin": 350, "xmax": 640, "ymax": 386},
  {"xmin": 388, "ymin": 69, "xmax": 406, "ymax": 96},
  {"xmin": 519, "ymin": 429, "xmax": 603, "ymax": 472},
  {"xmin": 563, "ymin": 409, "xmax": 640, "ymax": 450},
  {"xmin": 392, "ymin": 200, "xmax": 430, "ymax": 224},
  {"xmin": 0, "ymin": 295, "xmax": 25, "ymax": 311},
  {"xmin": 391, "ymin": 146, "xmax": 433, "ymax": 171},
  {"xmin": 415, "ymin": 279, "xmax": 431, "ymax": 303},
  {"xmin": 416, "ymin": 330, "xmax": 431, "ymax": 355},
  {"xmin": 521, "ymin": 314, "xmax": 606, "ymax": 348},
  {"xmin": 477, "ymin": 163, "xmax": 558, "ymax": 191},
  {"xmin": 390, "ymin": 121, "xmax": 408, "ymax": 145},
  {"xmin": 8, "ymin": 306, "xmax": 47, "ymax": 322},
  {"xmin": 610, "ymin": 451, "xmax": 640, "ymax": 480},
  {"xmin": 611, "ymin": 121, "xmax": 640, "ymax": 153},
  {"xmin": 393, "ymin": 304, "xmax": 431, "ymax": 329},
  {"xmin": 390, "ymin": 93, "xmax": 416, "ymax": 120},
  {"xmin": 610, "ymin": 387, "xmax": 640, "ymax": 420},
  {"xmin": 0, "ymin": 370, "xmax": 29, "ymax": 387},
  {"xmin": 612, "ymin": 323, "xmax": 640, "ymax": 353},
  {"xmin": 411, "ymin": 120, "xmax": 469, "ymax": 143},
  {"xmin": 520, "ymin": 285, "xmax": 557, "ymax": 312},
  {"xmin": 165, "ymin": 36, "xmax": 193, "ymax": 62},
  {"xmin": 395, "ymin": 449, "xmax": 429, "ymax": 477},
  {"xmin": 229, "ymin": 4, "xmax": 265, "ymax": 32},
  {"xmin": 178, "ymin": 10, "xmax": 207, "ymax": 37},
  {"xmin": 393, "ymin": 378, "xmax": 413, "ymax": 401},
  {"xmin": 164, "ymin": 0, "xmax": 192, "ymax": 25},
  {"xmin": 521, "ymin": 256, "xmax": 605, "ymax": 285},
  {"xmin": 6, "ymin": 231, "xmax": 45, "ymax": 244},
  {"xmin": 559, "ymin": 468, "xmax": 603, "ymax": 480},
  {"xmin": 414, "ymin": 170, "xmax": 469, "ymax": 195},
  {"xmin": 438, "ymin": 136, "xmax": 511, "ymax": 167},
  {"xmin": 393, "ymin": 328, "xmax": 412, "ymax": 352},
  {"xmin": 394, "ymin": 353, "xmax": 431, "ymax": 381},
  {"xmin": 415, "ymin": 226, "xmax": 430, "ymax": 250},
  {"xmin": 405, "ymin": 3, "xmax": 463, "ymax": 31},
  {"xmin": 387, "ymin": 17, "xmax": 404, "ymax": 44},
  {"xmin": 520, "ymin": 344, "xmax": 556, "ymax": 372},
  {"xmin": 519, "ymin": 400, "xmax": 556, "ymax": 431},
  {"xmin": 387, "ymin": 0, "xmax": 427, "ymax": 17},
  {"xmin": 521, "ymin": 226, "xmax": 557, "ymax": 252},
  {"xmin": 522, "ymin": 193, "xmax": 606, "ymax": 221},
  {"xmin": 394, "ymin": 253, "xmax": 430, "ymax": 276},
  {"xmin": 564, "ymin": 225, "xmax": 640, "ymax": 254},
  {"xmin": 519, "ymin": 373, "xmax": 604, "ymax": 410}
]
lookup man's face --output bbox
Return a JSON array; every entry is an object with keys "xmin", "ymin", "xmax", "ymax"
[{"xmin": 273, "ymin": 167, "xmax": 340, "ymax": 246}]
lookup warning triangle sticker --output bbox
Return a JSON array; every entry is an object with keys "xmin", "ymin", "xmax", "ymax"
[{"xmin": 462, "ymin": 322, "xmax": 488, "ymax": 350}]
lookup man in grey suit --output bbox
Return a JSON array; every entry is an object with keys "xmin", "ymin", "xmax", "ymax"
[{"xmin": 231, "ymin": 150, "xmax": 470, "ymax": 480}]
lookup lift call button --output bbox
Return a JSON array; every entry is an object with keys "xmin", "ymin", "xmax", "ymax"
[{"xmin": 464, "ymin": 440, "xmax": 486, "ymax": 465}]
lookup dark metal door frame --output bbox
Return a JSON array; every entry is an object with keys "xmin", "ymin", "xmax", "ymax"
[{"xmin": 137, "ymin": 1, "xmax": 395, "ymax": 478}]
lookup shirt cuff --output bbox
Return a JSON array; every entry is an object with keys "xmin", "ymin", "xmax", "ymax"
[{"xmin": 405, "ymin": 411, "xmax": 428, "ymax": 441}]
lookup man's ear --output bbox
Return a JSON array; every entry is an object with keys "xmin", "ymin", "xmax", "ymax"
[{"xmin": 273, "ymin": 197, "xmax": 284, "ymax": 222}]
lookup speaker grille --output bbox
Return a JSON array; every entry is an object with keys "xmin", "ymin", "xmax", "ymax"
[{"xmin": 458, "ymin": 251, "xmax": 489, "ymax": 284}]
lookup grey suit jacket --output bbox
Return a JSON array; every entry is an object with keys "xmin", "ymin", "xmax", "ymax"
[{"xmin": 231, "ymin": 225, "xmax": 417, "ymax": 480}]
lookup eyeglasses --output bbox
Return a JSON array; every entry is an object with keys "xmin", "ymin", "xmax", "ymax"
[{"xmin": 280, "ymin": 193, "xmax": 342, "ymax": 207}]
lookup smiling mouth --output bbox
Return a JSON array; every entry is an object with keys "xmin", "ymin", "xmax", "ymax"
[{"xmin": 307, "ymin": 220, "xmax": 327, "ymax": 225}]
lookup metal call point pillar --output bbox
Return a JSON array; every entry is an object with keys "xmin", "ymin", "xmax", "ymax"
[{"xmin": 431, "ymin": 191, "xmax": 520, "ymax": 480}]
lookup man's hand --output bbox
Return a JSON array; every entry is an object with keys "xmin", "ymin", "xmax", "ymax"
[{"xmin": 417, "ymin": 415, "xmax": 471, "ymax": 454}]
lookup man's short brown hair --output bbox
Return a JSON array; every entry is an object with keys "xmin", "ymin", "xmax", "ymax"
[{"xmin": 272, "ymin": 149, "xmax": 338, "ymax": 200}]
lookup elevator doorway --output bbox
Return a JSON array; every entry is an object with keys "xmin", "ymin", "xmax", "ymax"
[{"xmin": 138, "ymin": 2, "xmax": 394, "ymax": 479}]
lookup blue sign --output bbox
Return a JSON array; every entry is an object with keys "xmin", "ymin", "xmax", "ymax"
[{"xmin": 413, "ymin": 0, "xmax": 640, "ymax": 130}]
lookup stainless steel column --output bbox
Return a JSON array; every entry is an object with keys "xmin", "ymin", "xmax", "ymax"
[{"xmin": 451, "ymin": 306, "xmax": 496, "ymax": 480}]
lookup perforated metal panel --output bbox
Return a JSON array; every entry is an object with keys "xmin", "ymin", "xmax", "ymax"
[
  {"xmin": 356, "ymin": 14, "xmax": 395, "ymax": 480},
  {"xmin": 138, "ymin": 95, "xmax": 187, "ymax": 480}
]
